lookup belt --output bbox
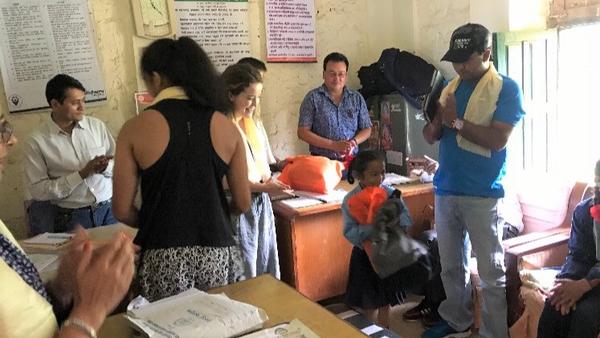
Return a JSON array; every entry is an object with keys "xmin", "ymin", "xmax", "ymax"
[{"xmin": 57, "ymin": 199, "xmax": 111, "ymax": 212}]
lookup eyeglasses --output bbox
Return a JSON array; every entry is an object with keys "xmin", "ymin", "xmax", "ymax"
[
  {"xmin": 0, "ymin": 120, "xmax": 14, "ymax": 144},
  {"xmin": 326, "ymin": 71, "xmax": 347, "ymax": 78}
]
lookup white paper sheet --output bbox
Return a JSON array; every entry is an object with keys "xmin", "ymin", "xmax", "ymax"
[
  {"xmin": 22, "ymin": 232, "xmax": 73, "ymax": 246},
  {"xmin": 293, "ymin": 189, "xmax": 347, "ymax": 204},
  {"xmin": 361, "ymin": 324, "xmax": 383, "ymax": 335},
  {"xmin": 126, "ymin": 288, "xmax": 268, "ymax": 338},
  {"xmin": 28, "ymin": 253, "xmax": 59, "ymax": 272},
  {"xmin": 279, "ymin": 197, "xmax": 323, "ymax": 209}
]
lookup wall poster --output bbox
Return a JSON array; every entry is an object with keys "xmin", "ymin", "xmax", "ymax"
[
  {"xmin": 0, "ymin": 0, "xmax": 106, "ymax": 113},
  {"xmin": 174, "ymin": 0, "xmax": 250, "ymax": 72},
  {"xmin": 265, "ymin": 0, "xmax": 316, "ymax": 63}
]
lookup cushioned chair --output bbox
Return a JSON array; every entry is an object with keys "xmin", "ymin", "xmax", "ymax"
[{"xmin": 470, "ymin": 174, "xmax": 589, "ymax": 330}]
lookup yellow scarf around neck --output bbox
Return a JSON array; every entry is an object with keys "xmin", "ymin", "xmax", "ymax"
[
  {"xmin": 241, "ymin": 116, "xmax": 270, "ymax": 181},
  {"xmin": 151, "ymin": 86, "xmax": 189, "ymax": 104},
  {"xmin": 441, "ymin": 64, "xmax": 503, "ymax": 158}
]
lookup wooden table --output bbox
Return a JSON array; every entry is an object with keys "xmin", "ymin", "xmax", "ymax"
[
  {"xmin": 97, "ymin": 275, "xmax": 366, "ymax": 337},
  {"xmin": 22, "ymin": 223, "xmax": 138, "ymax": 282},
  {"xmin": 273, "ymin": 182, "xmax": 434, "ymax": 301}
]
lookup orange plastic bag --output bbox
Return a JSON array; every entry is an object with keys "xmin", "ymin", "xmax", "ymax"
[
  {"xmin": 348, "ymin": 187, "xmax": 389, "ymax": 259},
  {"xmin": 347, "ymin": 186, "xmax": 389, "ymax": 225},
  {"xmin": 277, "ymin": 155, "xmax": 342, "ymax": 193}
]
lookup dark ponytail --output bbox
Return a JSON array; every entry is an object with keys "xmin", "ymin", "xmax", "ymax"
[
  {"xmin": 141, "ymin": 37, "xmax": 231, "ymax": 113},
  {"xmin": 346, "ymin": 150, "xmax": 383, "ymax": 184}
]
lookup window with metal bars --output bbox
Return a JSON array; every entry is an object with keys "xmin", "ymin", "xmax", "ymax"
[{"xmin": 494, "ymin": 24, "xmax": 600, "ymax": 182}]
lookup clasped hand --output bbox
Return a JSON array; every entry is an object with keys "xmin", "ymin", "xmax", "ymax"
[
  {"xmin": 80, "ymin": 155, "xmax": 113, "ymax": 178},
  {"xmin": 51, "ymin": 227, "xmax": 138, "ymax": 329},
  {"xmin": 332, "ymin": 140, "xmax": 355, "ymax": 155},
  {"xmin": 547, "ymin": 278, "xmax": 592, "ymax": 315}
]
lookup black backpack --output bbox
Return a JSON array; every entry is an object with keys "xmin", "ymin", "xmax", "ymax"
[
  {"xmin": 358, "ymin": 48, "xmax": 442, "ymax": 110},
  {"xmin": 377, "ymin": 48, "xmax": 439, "ymax": 109},
  {"xmin": 357, "ymin": 62, "xmax": 395, "ymax": 100}
]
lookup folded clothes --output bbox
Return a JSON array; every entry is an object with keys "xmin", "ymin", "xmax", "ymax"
[
  {"xmin": 420, "ymin": 171, "xmax": 434, "ymax": 183},
  {"xmin": 382, "ymin": 173, "xmax": 414, "ymax": 185}
]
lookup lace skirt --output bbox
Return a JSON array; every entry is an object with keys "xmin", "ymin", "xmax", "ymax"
[{"xmin": 137, "ymin": 245, "xmax": 243, "ymax": 301}]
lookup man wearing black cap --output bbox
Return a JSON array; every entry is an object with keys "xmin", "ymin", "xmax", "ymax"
[
  {"xmin": 537, "ymin": 160, "xmax": 600, "ymax": 338},
  {"xmin": 421, "ymin": 23, "xmax": 525, "ymax": 338}
]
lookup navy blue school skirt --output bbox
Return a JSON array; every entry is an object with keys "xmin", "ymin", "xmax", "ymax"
[{"xmin": 345, "ymin": 246, "xmax": 432, "ymax": 309}]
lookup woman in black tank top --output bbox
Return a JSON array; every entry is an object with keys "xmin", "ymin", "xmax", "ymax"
[{"xmin": 112, "ymin": 37, "xmax": 251, "ymax": 301}]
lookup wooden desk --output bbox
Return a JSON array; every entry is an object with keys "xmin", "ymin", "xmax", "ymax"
[
  {"xmin": 22, "ymin": 223, "xmax": 138, "ymax": 282},
  {"xmin": 21, "ymin": 223, "xmax": 138, "ymax": 253},
  {"xmin": 97, "ymin": 275, "xmax": 365, "ymax": 338},
  {"xmin": 273, "ymin": 182, "xmax": 434, "ymax": 301}
]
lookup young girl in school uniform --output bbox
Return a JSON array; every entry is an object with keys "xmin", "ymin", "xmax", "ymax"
[{"xmin": 341, "ymin": 150, "xmax": 409, "ymax": 328}]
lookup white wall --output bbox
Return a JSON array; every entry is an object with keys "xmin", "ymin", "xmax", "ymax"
[
  {"xmin": 0, "ymin": 0, "xmax": 550, "ymax": 238},
  {"xmin": 470, "ymin": 0, "xmax": 510, "ymax": 32},
  {"xmin": 509, "ymin": 0, "xmax": 547, "ymax": 31},
  {"xmin": 411, "ymin": 0, "xmax": 547, "ymax": 80},
  {"xmin": 0, "ymin": 0, "xmax": 414, "ymax": 238},
  {"xmin": 0, "ymin": 0, "xmax": 138, "ymax": 238},
  {"xmin": 412, "ymin": 0, "xmax": 470, "ymax": 78},
  {"xmin": 257, "ymin": 0, "xmax": 415, "ymax": 159}
]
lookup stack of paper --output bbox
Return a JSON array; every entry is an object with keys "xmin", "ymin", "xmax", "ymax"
[
  {"xmin": 294, "ymin": 189, "xmax": 347, "ymax": 204},
  {"xmin": 21, "ymin": 232, "xmax": 73, "ymax": 251},
  {"xmin": 28, "ymin": 253, "xmax": 60, "ymax": 272},
  {"xmin": 280, "ymin": 197, "xmax": 323, "ymax": 209},
  {"xmin": 126, "ymin": 288, "xmax": 268, "ymax": 338},
  {"xmin": 279, "ymin": 189, "xmax": 349, "ymax": 209},
  {"xmin": 28, "ymin": 253, "xmax": 61, "ymax": 283}
]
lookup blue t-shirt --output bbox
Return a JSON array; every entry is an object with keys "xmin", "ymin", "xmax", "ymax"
[
  {"xmin": 434, "ymin": 74, "xmax": 525, "ymax": 198},
  {"xmin": 298, "ymin": 85, "xmax": 372, "ymax": 160}
]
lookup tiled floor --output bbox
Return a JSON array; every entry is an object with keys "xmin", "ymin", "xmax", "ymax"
[
  {"xmin": 376, "ymin": 295, "xmax": 482, "ymax": 338},
  {"xmin": 388, "ymin": 298, "xmax": 427, "ymax": 338},
  {"xmin": 326, "ymin": 294, "xmax": 482, "ymax": 338}
]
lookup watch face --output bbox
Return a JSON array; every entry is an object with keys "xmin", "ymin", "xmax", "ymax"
[{"xmin": 140, "ymin": 0, "xmax": 169, "ymax": 26}]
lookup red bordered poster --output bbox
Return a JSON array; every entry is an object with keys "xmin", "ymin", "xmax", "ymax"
[
  {"xmin": 134, "ymin": 91, "xmax": 154, "ymax": 115},
  {"xmin": 265, "ymin": 0, "xmax": 316, "ymax": 63}
]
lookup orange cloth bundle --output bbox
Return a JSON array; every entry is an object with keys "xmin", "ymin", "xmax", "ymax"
[
  {"xmin": 347, "ymin": 186, "xmax": 389, "ymax": 258},
  {"xmin": 277, "ymin": 155, "xmax": 343, "ymax": 193},
  {"xmin": 347, "ymin": 186, "xmax": 389, "ymax": 225}
]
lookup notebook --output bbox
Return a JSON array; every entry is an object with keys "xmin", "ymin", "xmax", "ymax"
[{"xmin": 21, "ymin": 232, "xmax": 73, "ymax": 251}]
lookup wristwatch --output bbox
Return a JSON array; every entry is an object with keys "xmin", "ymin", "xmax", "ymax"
[{"xmin": 451, "ymin": 118, "xmax": 464, "ymax": 131}]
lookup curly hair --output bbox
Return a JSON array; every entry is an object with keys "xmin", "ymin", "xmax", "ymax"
[{"xmin": 141, "ymin": 37, "xmax": 231, "ymax": 113}]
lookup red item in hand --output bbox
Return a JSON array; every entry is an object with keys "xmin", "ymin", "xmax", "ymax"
[
  {"xmin": 590, "ymin": 205, "xmax": 600, "ymax": 222},
  {"xmin": 343, "ymin": 154, "xmax": 355, "ymax": 172}
]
